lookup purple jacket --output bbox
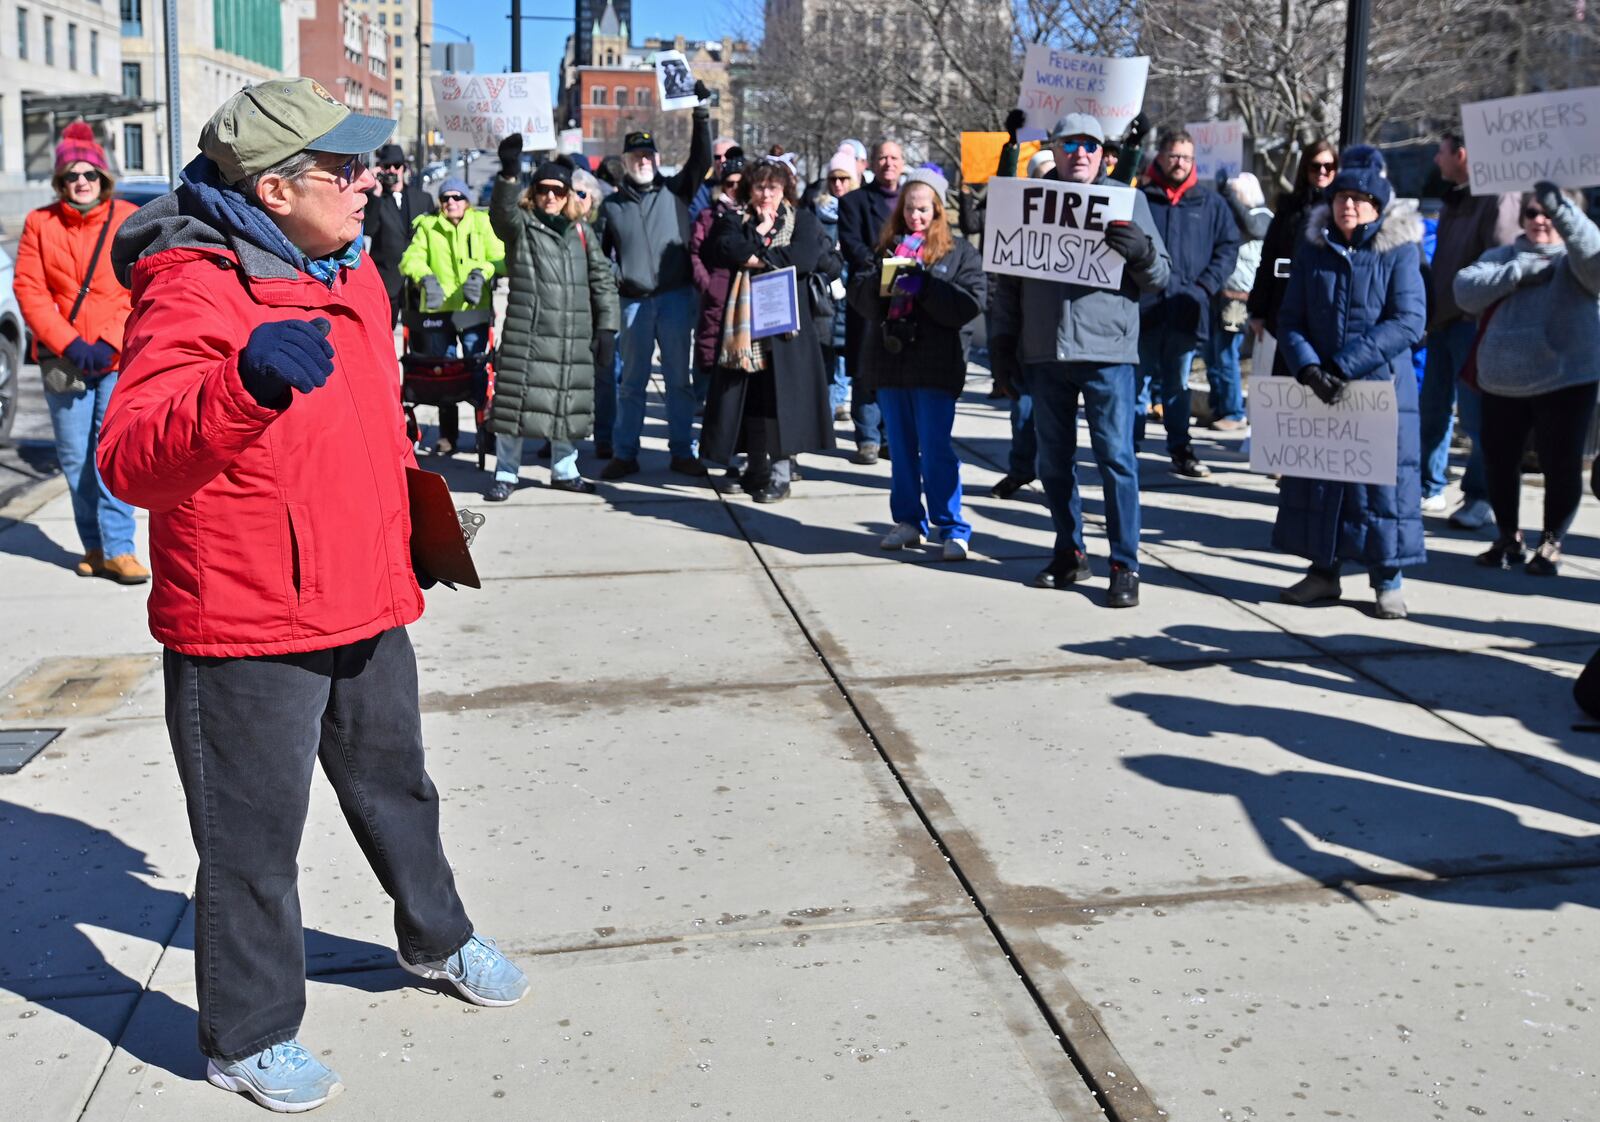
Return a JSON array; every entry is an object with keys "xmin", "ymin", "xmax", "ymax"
[{"xmin": 690, "ymin": 195, "xmax": 738, "ymax": 370}]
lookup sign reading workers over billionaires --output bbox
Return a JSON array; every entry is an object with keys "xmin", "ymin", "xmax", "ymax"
[
  {"xmin": 1248, "ymin": 377, "xmax": 1398, "ymax": 485},
  {"xmin": 431, "ymin": 72, "xmax": 557, "ymax": 151},
  {"xmin": 982, "ymin": 177, "xmax": 1137, "ymax": 291},
  {"xmin": 1461, "ymin": 86, "xmax": 1600, "ymax": 195}
]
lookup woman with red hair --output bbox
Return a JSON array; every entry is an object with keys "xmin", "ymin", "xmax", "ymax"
[{"xmin": 14, "ymin": 122, "xmax": 147, "ymax": 583}]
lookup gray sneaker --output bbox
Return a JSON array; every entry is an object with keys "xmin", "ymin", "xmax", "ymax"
[
  {"xmin": 1375, "ymin": 587, "xmax": 1408, "ymax": 619},
  {"xmin": 1448, "ymin": 497, "xmax": 1492, "ymax": 529}
]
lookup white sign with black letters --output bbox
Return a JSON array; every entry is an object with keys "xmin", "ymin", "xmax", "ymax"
[
  {"xmin": 981, "ymin": 177, "xmax": 1136, "ymax": 291},
  {"xmin": 656, "ymin": 50, "xmax": 700, "ymax": 111},
  {"xmin": 1248, "ymin": 377, "xmax": 1398, "ymax": 485},
  {"xmin": 1460, "ymin": 86, "xmax": 1600, "ymax": 194}
]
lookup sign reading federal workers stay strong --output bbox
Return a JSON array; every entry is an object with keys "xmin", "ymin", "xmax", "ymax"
[{"xmin": 981, "ymin": 177, "xmax": 1136, "ymax": 291}]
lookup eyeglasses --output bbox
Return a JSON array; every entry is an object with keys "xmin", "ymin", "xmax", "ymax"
[
  {"xmin": 305, "ymin": 154, "xmax": 366, "ymax": 189},
  {"xmin": 1310, "ymin": 161, "xmax": 1337, "ymax": 174},
  {"xmin": 381, "ymin": 162, "xmax": 406, "ymax": 171},
  {"xmin": 1522, "ymin": 207, "xmax": 1549, "ymax": 220},
  {"xmin": 439, "ymin": 193, "xmax": 469, "ymax": 204},
  {"xmin": 532, "ymin": 183, "xmax": 569, "ymax": 198},
  {"xmin": 61, "ymin": 169, "xmax": 101, "ymax": 184},
  {"xmin": 1056, "ymin": 139, "xmax": 1100, "ymax": 154}
]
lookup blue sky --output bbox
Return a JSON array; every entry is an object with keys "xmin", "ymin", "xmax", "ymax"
[{"xmin": 437, "ymin": 0, "xmax": 730, "ymax": 75}]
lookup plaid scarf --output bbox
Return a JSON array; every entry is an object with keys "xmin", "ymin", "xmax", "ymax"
[
  {"xmin": 305, "ymin": 241, "xmax": 363, "ymax": 288},
  {"xmin": 717, "ymin": 203, "xmax": 796, "ymax": 372}
]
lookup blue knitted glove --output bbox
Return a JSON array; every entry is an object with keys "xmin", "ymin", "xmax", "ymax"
[
  {"xmin": 64, "ymin": 338, "xmax": 98, "ymax": 372},
  {"xmin": 86, "ymin": 340, "xmax": 117, "ymax": 374},
  {"xmin": 238, "ymin": 319, "xmax": 334, "ymax": 408}
]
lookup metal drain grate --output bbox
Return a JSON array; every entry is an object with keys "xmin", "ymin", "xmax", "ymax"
[{"xmin": 0, "ymin": 729, "xmax": 62, "ymax": 774}]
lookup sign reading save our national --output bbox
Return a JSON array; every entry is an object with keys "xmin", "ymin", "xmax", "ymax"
[
  {"xmin": 981, "ymin": 177, "xmax": 1137, "ymax": 291},
  {"xmin": 431, "ymin": 72, "xmax": 556, "ymax": 150},
  {"xmin": 1460, "ymin": 86, "xmax": 1600, "ymax": 195}
]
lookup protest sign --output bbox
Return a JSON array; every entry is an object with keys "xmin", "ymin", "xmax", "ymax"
[
  {"xmin": 750, "ymin": 267, "xmax": 800, "ymax": 340},
  {"xmin": 959, "ymin": 132, "xmax": 1043, "ymax": 184},
  {"xmin": 1460, "ymin": 86, "xmax": 1600, "ymax": 195},
  {"xmin": 1014, "ymin": 48, "xmax": 1148, "ymax": 144},
  {"xmin": 981, "ymin": 177, "xmax": 1137, "ymax": 291},
  {"xmin": 656, "ymin": 50, "xmax": 700, "ymax": 111},
  {"xmin": 1248, "ymin": 377, "xmax": 1398, "ymax": 484},
  {"xmin": 1185, "ymin": 119, "xmax": 1245, "ymax": 180},
  {"xmin": 431, "ymin": 72, "xmax": 556, "ymax": 151}
]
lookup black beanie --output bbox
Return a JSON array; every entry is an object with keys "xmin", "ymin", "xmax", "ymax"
[{"xmin": 532, "ymin": 161, "xmax": 573, "ymax": 190}]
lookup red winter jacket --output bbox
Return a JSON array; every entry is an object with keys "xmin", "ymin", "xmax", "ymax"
[{"xmin": 99, "ymin": 201, "xmax": 424, "ymax": 657}]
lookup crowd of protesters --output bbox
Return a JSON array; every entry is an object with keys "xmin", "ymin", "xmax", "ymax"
[{"xmin": 9, "ymin": 68, "xmax": 1600, "ymax": 1114}]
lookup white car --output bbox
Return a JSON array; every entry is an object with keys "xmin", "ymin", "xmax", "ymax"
[{"xmin": 0, "ymin": 245, "xmax": 23, "ymax": 445}]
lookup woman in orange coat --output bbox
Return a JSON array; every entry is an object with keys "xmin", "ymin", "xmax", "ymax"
[{"xmin": 14, "ymin": 123, "xmax": 147, "ymax": 583}]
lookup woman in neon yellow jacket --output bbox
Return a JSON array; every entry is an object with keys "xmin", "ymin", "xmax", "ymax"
[{"xmin": 399, "ymin": 177, "xmax": 506, "ymax": 453}]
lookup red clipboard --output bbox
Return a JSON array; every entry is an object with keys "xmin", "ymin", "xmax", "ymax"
[{"xmin": 406, "ymin": 467, "xmax": 481, "ymax": 589}]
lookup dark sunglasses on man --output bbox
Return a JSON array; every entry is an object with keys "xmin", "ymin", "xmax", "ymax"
[{"xmin": 1058, "ymin": 139, "xmax": 1100, "ymax": 155}]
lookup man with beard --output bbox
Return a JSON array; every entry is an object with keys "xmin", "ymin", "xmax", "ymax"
[{"xmin": 595, "ymin": 81, "xmax": 714, "ymax": 478}]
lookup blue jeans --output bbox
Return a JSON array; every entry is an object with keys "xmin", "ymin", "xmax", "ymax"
[
  {"xmin": 826, "ymin": 349, "xmax": 849, "ymax": 412},
  {"xmin": 1311, "ymin": 561, "xmax": 1402, "ymax": 592},
  {"xmin": 45, "ymin": 371, "xmax": 137, "ymax": 557},
  {"xmin": 1203, "ymin": 308, "xmax": 1246, "ymax": 422},
  {"xmin": 1029, "ymin": 362, "xmax": 1141, "ymax": 569},
  {"xmin": 1008, "ymin": 367, "xmax": 1036, "ymax": 480},
  {"xmin": 877, "ymin": 387, "xmax": 969, "ymax": 542},
  {"xmin": 1419, "ymin": 318, "xmax": 1485, "ymax": 501},
  {"xmin": 494, "ymin": 435, "xmax": 578, "ymax": 483},
  {"xmin": 616, "ymin": 287, "xmax": 697, "ymax": 461},
  {"xmin": 1136, "ymin": 324, "xmax": 1198, "ymax": 453}
]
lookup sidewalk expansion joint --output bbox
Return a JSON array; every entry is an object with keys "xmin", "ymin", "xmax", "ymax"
[{"xmin": 712, "ymin": 500, "xmax": 1155, "ymax": 1122}]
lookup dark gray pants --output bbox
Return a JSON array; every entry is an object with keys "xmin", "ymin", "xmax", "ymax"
[{"xmin": 164, "ymin": 627, "xmax": 472, "ymax": 1061}]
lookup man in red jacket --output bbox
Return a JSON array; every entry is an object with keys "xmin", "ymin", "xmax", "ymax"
[{"xmin": 99, "ymin": 79, "xmax": 526, "ymax": 1113}]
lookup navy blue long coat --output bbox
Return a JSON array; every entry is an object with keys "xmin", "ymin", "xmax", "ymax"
[{"xmin": 1273, "ymin": 202, "xmax": 1428, "ymax": 572}]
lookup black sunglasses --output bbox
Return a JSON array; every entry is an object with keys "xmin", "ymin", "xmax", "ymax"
[
  {"xmin": 1310, "ymin": 161, "xmax": 1337, "ymax": 173},
  {"xmin": 62, "ymin": 169, "xmax": 102, "ymax": 184},
  {"xmin": 381, "ymin": 162, "xmax": 406, "ymax": 170},
  {"xmin": 439, "ymin": 193, "xmax": 468, "ymax": 203},
  {"xmin": 1522, "ymin": 206, "xmax": 1549, "ymax": 220},
  {"xmin": 533, "ymin": 183, "xmax": 569, "ymax": 197}
]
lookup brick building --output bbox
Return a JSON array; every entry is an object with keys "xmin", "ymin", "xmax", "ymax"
[{"xmin": 298, "ymin": 0, "xmax": 390, "ymax": 117}]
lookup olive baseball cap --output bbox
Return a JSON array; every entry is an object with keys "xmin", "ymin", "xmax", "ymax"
[{"xmin": 201, "ymin": 77, "xmax": 396, "ymax": 184}]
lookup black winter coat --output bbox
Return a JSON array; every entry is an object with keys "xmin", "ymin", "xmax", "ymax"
[
  {"xmin": 1247, "ymin": 189, "xmax": 1323, "ymax": 342},
  {"xmin": 849, "ymin": 238, "xmax": 986, "ymax": 396},
  {"xmin": 697, "ymin": 206, "xmax": 836, "ymax": 463},
  {"xmin": 363, "ymin": 182, "xmax": 433, "ymax": 322},
  {"xmin": 836, "ymin": 183, "xmax": 899, "ymax": 376}
]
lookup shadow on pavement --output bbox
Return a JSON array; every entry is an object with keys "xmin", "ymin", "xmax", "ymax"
[
  {"xmin": 1117, "ymin": 693, "xmax": 1600, "ymax": 910},
  {"xmin": 0, "ymin": 520, "xmax": 81, "ymax": 570},
  {"xmin": 0, "ymin": 801, "xmax": 402, "ymax": 1081}
]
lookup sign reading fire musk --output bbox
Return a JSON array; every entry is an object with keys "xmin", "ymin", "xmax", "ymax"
[{"xmin": 981, "ymin": 177, "xmax": 1137, "ymax": 291}]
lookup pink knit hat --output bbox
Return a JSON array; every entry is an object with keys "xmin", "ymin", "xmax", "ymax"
[
  {"xmin": 826, "ymin": 149, "xmax": 857, "ymax": 180},
  {"xmin": 55, "ymin": 121, "xmax": 109, "ymax": 174}
]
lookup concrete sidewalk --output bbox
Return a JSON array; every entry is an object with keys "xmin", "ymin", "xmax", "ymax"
[{"xmin": 2, "ymin": 375, "xmax": 1598, "ymax": 1121}]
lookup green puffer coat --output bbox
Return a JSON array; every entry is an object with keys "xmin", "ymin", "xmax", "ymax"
[{"xmin": 489, "ymin": 177, "xmax": 620, "ymax": 442}]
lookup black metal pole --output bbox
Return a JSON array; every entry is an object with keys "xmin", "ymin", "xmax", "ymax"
[
  {"xmin": 1339, "ymin": 0, "xmax": 1372, "ymax": 148},
  {"xmin": 416, "ymin": 16, "xmax": 425, "ymax": 169},
  {"xmin": 511, "ymin": 0, "xmax": 522, "ymax": 71}
]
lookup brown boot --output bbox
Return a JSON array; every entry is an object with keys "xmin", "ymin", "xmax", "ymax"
[
  {"xmin": 101, "ymin": 553, "xmax": 151, "ymax": 585},
  {"xmin": 75, "ymin": 549, "xmax": 105, "ymax": 578}
]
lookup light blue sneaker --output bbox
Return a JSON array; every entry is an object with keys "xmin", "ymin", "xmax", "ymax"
[
  {"xmin": 206, "ymin": 1040, "xmax": 343, "ymax": 1113},
  {"xmin": 398, "ymin": 932, "xmax": 529, "ymax": 1007}
]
